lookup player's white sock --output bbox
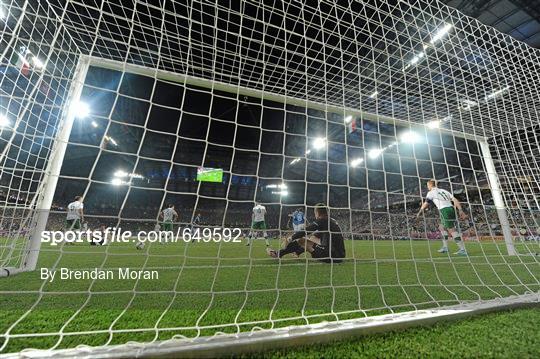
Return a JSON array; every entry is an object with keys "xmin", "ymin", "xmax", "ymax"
[
  {"xmin": 263, "ymin": 232, "xmax": 269, "ymax": 246},
  {"xmin": 441, "ymin": 231, "xmax": 449, "ymax": 248},
  {"xmin": 452, "ymin": 232, "xmax": 465, "ymax": 250}
]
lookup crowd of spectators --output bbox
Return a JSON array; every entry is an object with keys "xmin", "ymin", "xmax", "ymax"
[{"xmin": 1, "ymin": 189, "xmax": 539, "ymax": 242}]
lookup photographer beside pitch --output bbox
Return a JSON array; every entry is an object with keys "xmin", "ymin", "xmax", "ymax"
[{"xmin": 267, "ymin": 203, "xmax": 345, "ymax": 263}]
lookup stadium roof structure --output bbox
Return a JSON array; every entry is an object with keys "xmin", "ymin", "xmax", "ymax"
[
  {"xmin": 4, "ymin": 0, "xmax": 539, "ymax": 141},
  {"xmin": 442, "ymin": 0, "xmax": 540, "ymax": 48}
]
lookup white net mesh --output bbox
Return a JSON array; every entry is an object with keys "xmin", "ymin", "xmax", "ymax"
[{"xmin": 1, "ymin": 0, "xmax": 539, "ymax": 355}]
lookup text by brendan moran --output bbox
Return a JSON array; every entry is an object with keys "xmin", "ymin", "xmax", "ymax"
[{"xmin": 40, "ymin": 267, "xmax": 159, "ymax": 282}]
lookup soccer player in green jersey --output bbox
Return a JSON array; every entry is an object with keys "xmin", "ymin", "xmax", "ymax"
[
  {"xmin": 160, "ymin": 204, "xmax": 178, "ymax": 232},
  {"xmin": 417, "ymin": 179, "xmax": 469, "ymax": 255}
]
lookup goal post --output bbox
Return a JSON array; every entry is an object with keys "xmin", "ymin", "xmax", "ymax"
[
  {"xmin": 478, "ymin": 140, "xmax": 516, "ymax": 256},
  {"xmin": 3, "ymin": 54, "xmax": 520, "ymax": 279},
  {"xmin": 22, "ymin": 57, "xmax": 91, "ymax": 274}
]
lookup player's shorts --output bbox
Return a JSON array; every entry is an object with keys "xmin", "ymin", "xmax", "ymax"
[
  {"xmin": 161, "ymin": 221, "xmax": 173, "ymax": 231},
  {"xmin": 293, "ymin": 223, "xmax": 305, "ymax": 232},
  {"xmin": 65, "ymin": 219, "xmax": 81, "ymax": 230},
  {"xmin": 311, "ymin": 244, "xmax": 343, "ymax": 264},
  {"xmin": 252, "ymin": 220, "xmax": 267, "ymax": 230},
  {"xmin": 439, "ymin": 207, "xmax": 457, "ymax": 229}
]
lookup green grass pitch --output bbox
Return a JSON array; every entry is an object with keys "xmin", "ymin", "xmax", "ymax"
[
  {"xmin": 0, "ymin": 238, "xmax": 539, "ymax": 355},
  {"xmin": 256, "ymin": 307, "xmax": 540, "ymax": 358}
]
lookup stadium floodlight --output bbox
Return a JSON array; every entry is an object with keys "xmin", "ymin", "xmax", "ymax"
[
  {"xmin": 400, "ymin": 130, "xmax": 422, "ymax": 144},
  {"xmin": 91, "ymin": 120, "xmax": 98, "ymax": 128},
  {"xmin": 485, "ymin": 86, "xmax": 510, "ymax": 100},
  {"xmin": 0, "ymin": 114, "xmax": 9, "ymax": 128},
  {"xmin": 31, "ymin": 56, "xmax": 44, "ymax": 69},
  {"xmin": 409, "ymin": 52, "xmax": 424, "ymax": 65},
  {"xmin": 71, "ymin": 101, "xmax": 90, "ymax": 118},
  {"xmin": 460, "ymin": 99, "xmax": 478, "ymax": 111},
  {"xmin": 368, "ymin": 148, "xmax": 384, "ymax": 159},
  {"xmin": 369, "ymin": 91, "xmax": 378, "ymax": 99},
  {"xmin": 427, "ymin": 120, "xmax": 441, "ymax": 129},
  {"xmin": 267, "ymin": 183, "xmax": 287, "ymax": 189},
  {"xmin": 114, "ymin": 170, "xmax": 128, "ymax": 178},
  {"xmin": 105, "ymin": 135, "xmax": 118, "ymax": 146},
  {"xmin": 429, "ymin": 23, "xmax": 452, "ymax": 44},
  {"xmin": 312, "ymin": 137, "xmax": 326, "ymax": 150},
  {"xmin": 350, "ymin": 158, "xmax": 364, "ymax": 167},
  {"xmin": 289, "ymin": 158, "xmax": 301, "ymax": 165},
  {"xmin": 111, "ymin": 178, "xmax": 123, "ymax": 186},
  {"xmin": 344, "ymin": 115, "xmax": 353, "ymax": 123}
]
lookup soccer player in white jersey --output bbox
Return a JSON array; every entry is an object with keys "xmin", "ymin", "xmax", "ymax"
[
  {"xmin": 66, "ymin": 196, "xmax": 84, "ymax": 231},
  {"xmin": 417, "ymin": 179, "xmax": 468, "ymax": 255},
  {"xmin": 160, "ymin": 204, "xmax": 178, "ymax": 232},
  {"xmin": 247, "ymin": 202, "xmax": 269, "ymax": 246}
]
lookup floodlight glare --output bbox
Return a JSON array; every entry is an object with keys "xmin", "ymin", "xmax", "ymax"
[
  {"xmin": 485, "ymin": 86, "xmax": 510, "ymax": 101},
  {"xmin": 400, "ymin": 130, "xmax": 422, "ymax": 144},
  {"xmin": 368, "ymin": 148, "xmax": 384, "ymax": 159},
  {"xmin": 111, "ymin": 178, "xmax": 123, "ymax": 186},
  {"xmin": 91, "ymin": 121, "xmax": 98, "ymax": 128},
  {"xmin": 32, "ymin": 56, "xmax": 44, "ymax": 69},
  {"xmin": 409, "ymin": 52, "xmax": 424, "ymax": 65},
  {"xmin": 0, "ymin": 8, "xmax": 5, "ymax": 20},
  {"xmin": 313, "ymin": 137, "xmax": 326, "ymax": 150},
  {"xmin": 430, "ymin": 23, "xmax": 452, "ymax": 44},
  {"xmin": 72, "ymin": 101, "xmax": 90, "ymax": 118},
  {"xmin": 105, "ymin": 135, "xmax": 118, "ymax": 146},
  {"xmin": 114, "ymin": 170, "xmax": 128, "ymax": 178},
  {"xmin": 427, "ymin": 120, "xmax": 440, "ymax": 129},
  {"xmin": 350, "ymin": 158, "xmax": 364, "ymax": 167},
  {"xmin": 290, "ymin": 158, "xmax": 301, "ymax": 165},
  {"xmin": 0, "ymin": 114, "xmax": 9, "ymax": 128}
]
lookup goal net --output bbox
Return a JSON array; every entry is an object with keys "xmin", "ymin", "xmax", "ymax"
[{"xmin": 1, "ymin": 0, "xmax": 539, "ymax": 356}]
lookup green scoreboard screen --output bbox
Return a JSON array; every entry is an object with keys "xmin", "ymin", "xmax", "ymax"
[{"xmin": 196, "ymin": 167, "xmax": 223, "ymax": 183}]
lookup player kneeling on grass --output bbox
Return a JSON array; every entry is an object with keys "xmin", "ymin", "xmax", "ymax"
[
  {"xmin": 91, "ymin": 225, "xmax": 107, "ymax": 246},
  {"xmin": 267, "ymin": 203, "xmax": 345, "ymax": 263},
  {"xmin": 417, "ymin": 179, "xmax": 468, "ymax": 256}
]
